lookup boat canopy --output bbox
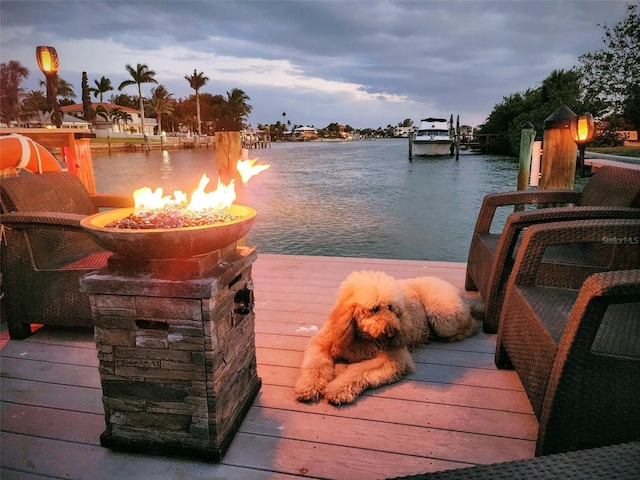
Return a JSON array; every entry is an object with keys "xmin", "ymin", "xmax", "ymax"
[{"xmin": 420, "ymin": 117, "xmax": 447, "ymax": 123}]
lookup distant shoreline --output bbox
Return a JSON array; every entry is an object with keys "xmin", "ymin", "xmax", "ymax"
[{"xmin": 87, "ymin": 136, "xmax": 380, "ymax": 152}]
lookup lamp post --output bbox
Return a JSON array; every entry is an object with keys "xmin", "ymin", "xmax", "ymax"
[
  {"xmin": 570, "ymin": 113, "xmax": 595, "ymax": 177},
  {"xmin": 36, "ymin": 46, "xmax": 62, "ymax": 128}
]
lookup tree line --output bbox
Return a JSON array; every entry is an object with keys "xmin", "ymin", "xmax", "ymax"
[
  {"xmin": 477, "ymin": 4, "xmax": 640, "ymax": 156},
  {"xmin": 0, "ymin": 61, "xmax": 252, "ymax": 136}
]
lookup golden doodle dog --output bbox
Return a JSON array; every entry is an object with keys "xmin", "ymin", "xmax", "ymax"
[{"xmin": 294, "ymin": 270, "xmax": 478, "ymax": 405}]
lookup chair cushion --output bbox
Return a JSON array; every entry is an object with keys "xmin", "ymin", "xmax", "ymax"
[{"xmin": 592, "ymin": 302, "xmax": 640, "ymax": 359}]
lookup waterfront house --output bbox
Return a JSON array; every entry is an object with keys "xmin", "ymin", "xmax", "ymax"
[
  {"xmin": 61, "ymin": 103, "xmax": 157, "ymax": 137},
  {"xmin": 293, "ymin": 125, "xmax": 319, "ymax": 140}
]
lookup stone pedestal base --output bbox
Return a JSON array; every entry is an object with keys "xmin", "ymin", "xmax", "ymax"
[{"xmin": 80, "ymin": 247, "xmax": 260, "ymax": 462}]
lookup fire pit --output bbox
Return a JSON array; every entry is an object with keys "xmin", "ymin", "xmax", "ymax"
[
  {"xmin": 80, "ymin": 204, "xmax": 256, "ymax": 259},
  {"xmin": 79, "ymin": 161, "xmax": 267, "ymax": 462}
]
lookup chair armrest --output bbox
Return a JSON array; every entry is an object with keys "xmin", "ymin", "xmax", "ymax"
[
  {"xmin": 553, "ymin": 268, "xmax": 640, "ymax": 378},
  {"xmin": 565, "ymin": 269, "xmax": 640, "ymax": 347},
  {"xmin": 510, "ymin": 218, "xmax": 640, "ymax": 287},
  {"xmin": 473, "ymin": 190, "xmax": 581, "ymax": 233},
  {"xmin": 91, "ymin": 194, "xmax": 134, "ymax": 209},
  {"xmin": 507, "ymin": 206, "xmax": 640, "ymax": 229},
  {"xmin": 0, "ymin": 211, "xmax": 87, "ymax": 230},
  {"xmin": 578, "ymin": 268, "xmax": 640, "ymax": 298}
]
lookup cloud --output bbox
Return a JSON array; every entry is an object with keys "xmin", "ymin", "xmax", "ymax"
[{"xmin": 1, "ymin": 0, "xmax": 632, "ymax": 129}]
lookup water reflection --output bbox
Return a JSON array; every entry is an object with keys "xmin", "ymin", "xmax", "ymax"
[
  {"xmin": 160, "ymin": 150, "xmax": 173, "ymax": 184},
  {"xmin": 92, "ymin": 140, "xmax": 529, "ymax": 262}
]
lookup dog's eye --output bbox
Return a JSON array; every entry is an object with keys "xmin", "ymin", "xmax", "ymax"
[
  {"xmin": 371, "ymin": 305, "xmax": 380, "ymax": 313},
  {"xmin": 387, "ymin": 304, "xmax": 393, "ymax": 312}
]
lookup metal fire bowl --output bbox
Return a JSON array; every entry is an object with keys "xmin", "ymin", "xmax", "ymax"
[{"xmin": 80, "ymin": 205, "xmax": 256, "ymax": 259}]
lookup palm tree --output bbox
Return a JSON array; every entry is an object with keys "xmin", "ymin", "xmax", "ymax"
[
  {"xmin": 147, "ymin": 85, "xmax": 175, "ymax": 134},
  {"xmin": 185, "ymin": 70, "xmax": 209, "ymax": 135},
  {"xmin": 225, "ymin": 88, "xmax": 252, "ymax": 126},
  {"xmin": 109, "ymin": 93, "xmax": 137, "ymax": 108},
  {"xmin": 104, "ymin": 107, "xmax": 132, "ymax": 132},
  {"xmin": 90, "ymin": 76, "xmax": 114, "ymax": 103},
  {"xmin": 40, "ymin": 77, "xmax": 76, "ymax": 102},
  {"xmin": 95, "ymin": 104, "xmax": 110, "ymax": 122},
  {"xmin": 21, "ymin": 90, "xmax": 49, "ymax": 124},
  {"xmin": 1, "ymin": 60, "xmax": 29, "ymax": 125},
  {"xmin": 118, "ymin": 63, "xmax": 158, "ymax": 148},
  {"xmin": 37, "ymin": 76, "xmax": 75, "ymax": 112},
  {"xmin": 57, "ymin": 78, "xmax": 76, "ymax": 102}
]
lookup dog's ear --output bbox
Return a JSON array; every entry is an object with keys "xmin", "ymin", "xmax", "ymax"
[
  {"xmin": 325, "ymin": 300, "xmax": 357, "ymax": 350},
  {"xmin": 390, "ymin": 303, "xmax": 413, "ymax": 347}
]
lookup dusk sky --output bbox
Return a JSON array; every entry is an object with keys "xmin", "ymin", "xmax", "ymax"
[{"xmin": 1, "ymin": 1, "xmax": 633, "ymax": 130}]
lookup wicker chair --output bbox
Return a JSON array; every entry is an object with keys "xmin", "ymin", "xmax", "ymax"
[
  {"xmin": 0, "ymin": 171, "xmax": 133, "ymax": 339},
  {"xmin": 465, "ymin": 165, "xmax": 640, "ymax": 333},
  {"xmin": 495, "ymin": 218, "xmax": 640, "ymax": 456},
  {"xmin": 389, "ymin": 442, "xmax": 640, "ymax": 479}
]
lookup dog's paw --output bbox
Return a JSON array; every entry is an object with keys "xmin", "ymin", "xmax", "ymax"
[
  {"xmin": 323, "ymin": 380, "xmax": 361, "ymax": 405},
  {"xmin": 294, "ymin": 379, "xmax": 325, "ymax": 402},
  {"xmin": 294, "ymin": 386, "xmax": 324, "ymax": 402}
]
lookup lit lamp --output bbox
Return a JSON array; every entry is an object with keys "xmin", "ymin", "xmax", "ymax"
[
  {"xmin": 570, "ymin": 113, "xmax": 594, "ymax": 177},
  {"xmin": 36, "ymin": 46, "xmax": 62, "ymax": 128}
]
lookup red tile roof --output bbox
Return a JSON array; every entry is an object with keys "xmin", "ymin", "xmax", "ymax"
[{"xmin": 60, "ymin": 103, "xmax": 139, "ymax": 114}]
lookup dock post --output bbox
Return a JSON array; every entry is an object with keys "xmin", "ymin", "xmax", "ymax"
[
  {"xmin": 215, "ymin": 120, "xmax": 243, "ymax": 186},
  {"xmin": 540, "ymin": 105, "xmax": 577, "ymax": 190},
  {"xmin": 408, "ymin": 132, "xmax": 413, "ymax": 161},
  {"xmin": 515, "ymin": 121, "xmax": 536, "ymax": 211},
  {"xmin": 455, "ymin": 115, "xmax": 460, "ymax": 160}
]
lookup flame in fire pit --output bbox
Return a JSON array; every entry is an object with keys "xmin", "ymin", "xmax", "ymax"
[
  {"xmin": 132, "ymin": 158, "xmax": 270, "ymax": 212},
  {"xmin": 237, "ymin": 158, "xmax": 271, "ymax": 184}
]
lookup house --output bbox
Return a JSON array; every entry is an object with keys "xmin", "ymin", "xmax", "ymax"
[
  {"xmin": 394, "ymin": 126, "xmax": 417, "ymax": 137},
  {"xmin": 60, "ymin": 103, "xmax": 157, "ymax": 136},
  {"xmin": 336, "ymin": 124, "xmax": 351, "ymax": 139},
  {"xmin": 293, "ymin": 126, "xmax": 319, "ymax": 141},
  {"xmin": 24, "ymin": 111, "xmax": 91, "ymax": 130}
]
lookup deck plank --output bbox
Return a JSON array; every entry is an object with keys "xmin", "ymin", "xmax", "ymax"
[{"xmin": 1, "ymin": 254, "xmax": 537, "ymax": 480}]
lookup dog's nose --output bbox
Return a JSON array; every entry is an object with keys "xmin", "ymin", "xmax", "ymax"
[{"xmin": 384, "ymin": 324, "xmax": 397, "ymax": 338}]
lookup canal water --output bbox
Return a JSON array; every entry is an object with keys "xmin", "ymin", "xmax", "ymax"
[{"xmin": 92, "ymin": 139, "xmax": 557, "ymax": 262}]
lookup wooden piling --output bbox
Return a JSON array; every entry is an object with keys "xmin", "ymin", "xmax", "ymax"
[
  {"xmin": 540, "ymin": 105, "xmax": 577, "ymax": 190},
  {"xmin": 408, "ymin": 133, "xmax": 413, "ymax": 161},
  {"xmin": 455, "ymin": 115, "xmax": 460, "ymax": 160},
  {"xmin": 515, "ymin": 121, "xmax": 536, "ymax": 211},
  {"xmin": 215, "ymin": 121, "xmax": 243, "ymax": 185},
  {"xmin": 517, "ymin": 122, "xmax": 536, "ymax": 185},
  {"xmin": 215, "ymin": 131, "xmax": 242, "ymax": 185}
]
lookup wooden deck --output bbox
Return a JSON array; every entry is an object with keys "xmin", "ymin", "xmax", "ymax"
[{"xmin": 1, "ymin": 254, "xmax": 537, "ymax": 480}]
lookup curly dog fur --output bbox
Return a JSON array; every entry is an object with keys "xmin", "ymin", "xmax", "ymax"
[{"xmin": 294, "ymin": 270, "xmax": 478, "ymax": 405}]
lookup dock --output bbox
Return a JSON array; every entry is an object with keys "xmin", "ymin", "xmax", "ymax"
[
  {"xmin": 460, "ymin": 133, "xmax": 496, "ymax": 154},
  {"xmin": 1, "ymin": 254, "xmax": 536, "ymax": 480},
  {"xmin": 242, "ymin": 130, "xmax": 271, "ymax": 149},
  {"xmin": 585, "ymin": 156, "xmax": 640, "ymax": 171}
]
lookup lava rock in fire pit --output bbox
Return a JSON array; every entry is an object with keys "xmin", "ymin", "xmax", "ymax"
[{"xmin": 106, "ymin": 205, "xmax": 240, "ymax": 229}]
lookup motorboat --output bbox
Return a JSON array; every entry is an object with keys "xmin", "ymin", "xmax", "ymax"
[{"xmin": 411, "ymin": 117, "xmax": 454, "ymax": 156}]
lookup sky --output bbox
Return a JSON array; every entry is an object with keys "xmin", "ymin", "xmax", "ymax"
[{"xmin": 1, "ymin": 0, "xmax": 634, "ymax": 130}]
